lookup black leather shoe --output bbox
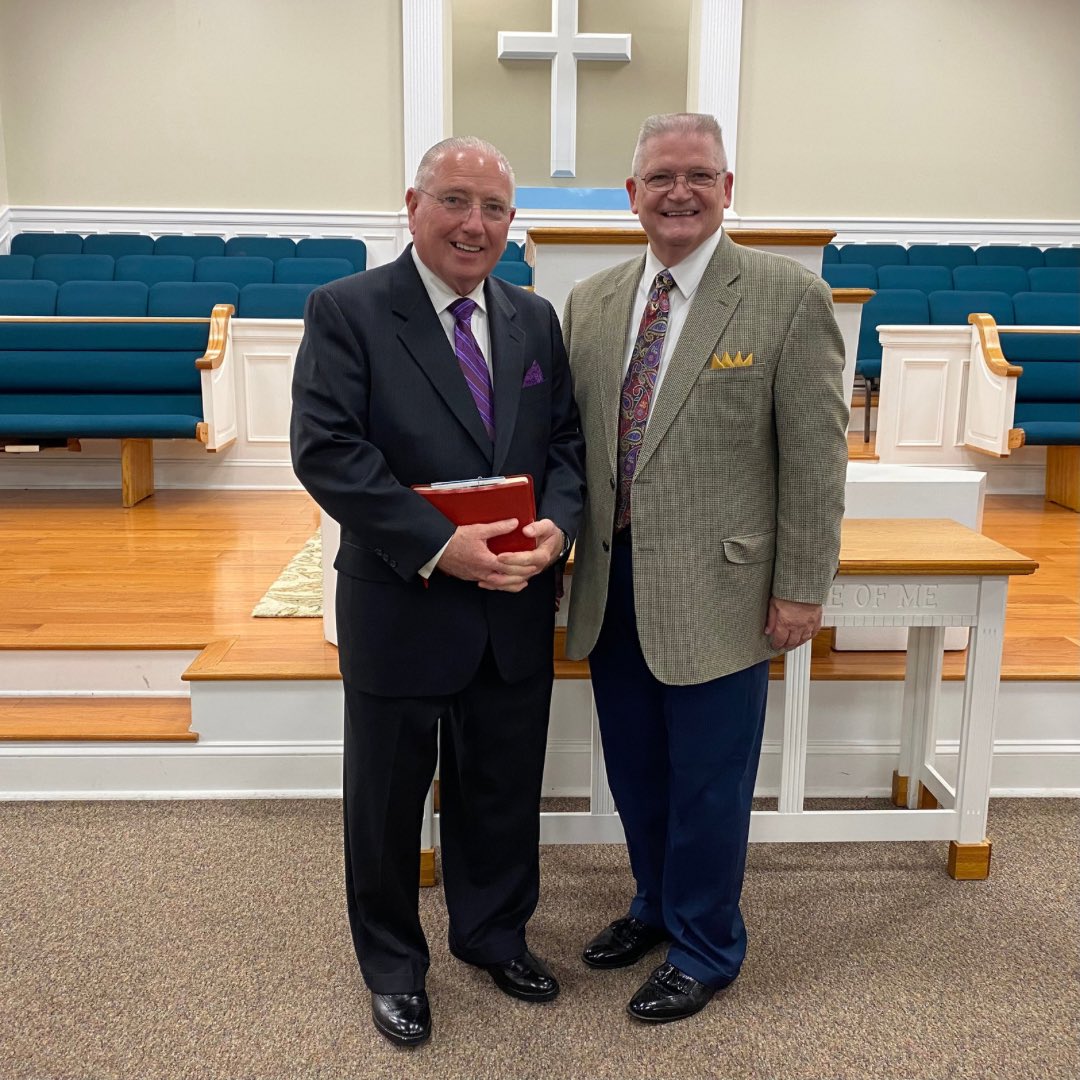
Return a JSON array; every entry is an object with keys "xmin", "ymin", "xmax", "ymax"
[
  {"xmin": 627, "ymin": 962, "xmax": 718, "ymax": 1023},
  {"xmin": 582, "ymin": 916, "xmax": 669, "ymax": 969},
  {"xmin": 483, "ymin": 950, "xmax": 560, "ymax": 1002},
  {"xmin": 371, "ymin": 990, "xmax": 431, "ymax": 1047}
]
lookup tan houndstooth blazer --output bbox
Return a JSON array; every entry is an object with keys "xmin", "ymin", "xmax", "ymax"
[{"xmin": 563, "ymin": 230, "xmax": 849, "ymax": 684}]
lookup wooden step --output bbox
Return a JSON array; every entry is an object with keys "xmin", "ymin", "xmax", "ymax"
[
  {"xmin": 847, "ymin": 432, "xmax": 879, "ymax": 461},
  {"xmin": 0, "ymin": 697, "xmax": 197, "ymax": 741}
]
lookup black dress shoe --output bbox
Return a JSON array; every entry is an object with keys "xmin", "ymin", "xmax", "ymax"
[
  {"xmin": 371, "ymin": 990, "xmax": 431, "ymax": 1047},
  {"xmin": 626, "ymin": 962, "xmax": 718, "ymax": 1023},
  {"xmin": 483, "ymin": 950, "xmax": 560, "ymax": 1002},
  {"xmin": 582, "ymin": 916, "xmax": 669, "ymax": 969}
]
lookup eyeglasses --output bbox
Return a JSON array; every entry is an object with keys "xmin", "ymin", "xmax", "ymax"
[
  {"xmin": 416, "ymin": 188, "xmax": 513, "ymax": 223},
  {"xmin": 637, "ymin": 169, "xmax": 726, "ymax": 193}
]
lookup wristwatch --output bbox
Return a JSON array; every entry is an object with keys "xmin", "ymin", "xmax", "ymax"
[{"xmin": 559, "ymin": 530, "xmax": 572, "ymax": 559}]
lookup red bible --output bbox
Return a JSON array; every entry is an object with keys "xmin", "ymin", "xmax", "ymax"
[{"xmin": 411, "ymin": 474, "xmax": 537, "ymax": 554}]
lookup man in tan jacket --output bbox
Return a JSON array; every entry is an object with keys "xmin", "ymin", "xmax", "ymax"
[{"xmin": 563, "ymin": 113, "xmax": 848, "ymax": 1023}]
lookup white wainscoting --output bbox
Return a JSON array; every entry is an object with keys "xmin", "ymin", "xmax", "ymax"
[{"xmin": 1, "ymin": 677, "xmax": 1075, "ymax": 801}]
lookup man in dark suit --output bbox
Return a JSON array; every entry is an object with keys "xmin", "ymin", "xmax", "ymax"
[
  {"xmin": 563, "ymin": 113, "xmax": 848, "ymax": 1023},
  {"xmin": 291, "ymin": 136, "xmax": 585, "ymax": 1048}
]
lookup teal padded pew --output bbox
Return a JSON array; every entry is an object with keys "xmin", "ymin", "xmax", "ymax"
[
  {"xmin": 237, "ymin": 283, "xmax": 315, "ymax": 319},
  {"xmin": 82, "ymin": 234, "xmax": 155, "ymax": 258},
  {"xmin": 10, "ymin": 233, "xmax": 83, "ymax": 256},
  {"xmin": 0, "ymin": 255, "xmax": 35, "ymax": 280},
  {"xmin": 33, "ymin": 254, "xmax": 115, "ymax": 285},
  {"xmin": 975, "ymin": 245, "xmax": 1044, "ymax": 268},
  {"xmin": 225, "ymin": 236, "xmax": 297, "ymax": 262},
  {"xmin": 0, "ymin": 303, "xmax": 235, "ymax": 505},
  {"xmin": 0, "ymin": 281, "xmax": 58, "ymax": 315},
  {"xmin": 295, "ymin": 238, "xmax": 366, "ymax": 273},
  {"xmin": 274, "ymin": 257, "xmax": 352, "ymax": 285},
  {"xmin": 822, "ymin": 264, "xmax": 876, "ymax": 289}
]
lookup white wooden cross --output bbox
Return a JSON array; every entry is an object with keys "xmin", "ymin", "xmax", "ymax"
[{"xmin": 498, "ymin": 0, "xmax": 631, "ymax": 178}]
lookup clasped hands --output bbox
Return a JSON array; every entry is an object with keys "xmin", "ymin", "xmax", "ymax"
[{"xmin": 438, "ymin": 518, "xmax": 563, "ymax": 592}]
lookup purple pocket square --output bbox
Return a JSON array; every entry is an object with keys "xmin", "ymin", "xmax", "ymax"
[{"xmin": 522, "ymin": 361, "xmax": 545, "ymax": 388}]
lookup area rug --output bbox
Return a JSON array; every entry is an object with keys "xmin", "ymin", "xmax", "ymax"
[{"xmin": 251, "ymin": 531, "xmax": 323, "ymax": 617}]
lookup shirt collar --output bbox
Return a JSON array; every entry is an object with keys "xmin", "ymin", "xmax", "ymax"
[
  {"xmin": 643, "ymin": 226, "xmax": 724, "ymax": 301},
  {"xmin": 411, "ymin": 247, "xmax": 488, "ymax": 316}
]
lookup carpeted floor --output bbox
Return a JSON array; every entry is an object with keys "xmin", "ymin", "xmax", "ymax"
[{"xmin": 1, "ymin": 798, "xmax": 1076, "ymax": 1080}]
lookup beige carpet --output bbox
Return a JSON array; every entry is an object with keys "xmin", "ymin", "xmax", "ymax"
[
  {"xmin": 1, "ymin": 797, "xmax": 1077, "ymax": 1080},
  {"xmin": 251, "ymin": 532, "xmax": 322, "ymax": 617}
]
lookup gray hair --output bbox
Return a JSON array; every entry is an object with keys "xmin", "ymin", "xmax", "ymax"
[
  {"xmin": 413, "ymin": 136, "xmax": 516, "ymax": 198},
  {"xmin": 631, "ymin": 113, "xmax": 728, "ymax": 177}
]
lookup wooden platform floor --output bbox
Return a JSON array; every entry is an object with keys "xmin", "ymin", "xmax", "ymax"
[{"xmin": 0, "ymin": 489, "xmax": 1076, "ymax": 682}]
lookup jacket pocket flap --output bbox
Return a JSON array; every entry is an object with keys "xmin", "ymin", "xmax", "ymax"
[{"xmin": 721, "ymin": 531, "xmax": 776, "ymax": 564}]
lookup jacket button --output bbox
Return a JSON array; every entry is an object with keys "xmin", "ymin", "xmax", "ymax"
[
  {"xmin": 602, "ymin": 540, "xmax": 610, "ymax": 553},
  {"xmin": 390, "ymin": 560, "xmax": 397, "ymax": 568}
]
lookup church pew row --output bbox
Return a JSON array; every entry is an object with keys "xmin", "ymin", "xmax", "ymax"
[
  {"xmin": 823, "ymin": 263, "xmax": 1080, "ymax": 293},
  {"xmin": 961, "ymin": 307, "xmax": 1080, "ymax": 509},
  {"xmin": 823, "ymin": 243, "xmax": 1080, "ymax": 268},
  {"xmin": 854, "ymin": 290, "xmax": 1080, "ymax": 447},
  {"xmin": 0, "ymin": 300, "xmax": 238, "ymax": 505},
  {"xmin": 1, "ymin": 239, "xmax": 533, "ymax": 296}
]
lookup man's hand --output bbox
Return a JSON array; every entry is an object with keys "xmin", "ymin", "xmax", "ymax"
[
  {"xmin": 764, "ymin": 596, "xmax": 823, "ymax": 651},
  {"xmin": 437, "ymin": 519, "xmax": 520, "ymax": 586},
  {"xmin": 484, "ymin": 518, "xmax": 564, "ymax": 593}
]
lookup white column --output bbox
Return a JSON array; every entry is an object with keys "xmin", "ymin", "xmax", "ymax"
[
  {"xmin": 778, "ymin": 641, "xmax": 812, "ymax": 813},
  {"xmin": 954, "ymin": 578, "xmax": 1010, "ymax": 843},
  {"xmin": 691, "ymin": 0, "xmax": 744, "ymax": 211},
  {"xmin": 899, "ymin": 625, "xmax": 946, "ymax": 808},
  {"xmin": 402, "ymin": 0, "xmax": 449, "ymax": 190}
]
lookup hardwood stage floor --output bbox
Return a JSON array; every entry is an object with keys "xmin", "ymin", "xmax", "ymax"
[{"xmin": 0, "ymin": 489, "xmax": 1076, "ymax": 681}]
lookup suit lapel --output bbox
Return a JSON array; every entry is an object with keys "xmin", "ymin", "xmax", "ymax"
[
  {"xmin": 392, "ymin": 250, "xmax": 493, "ymax": 460},
  {"xmin": 486, "ymin": 278, "xmax": 526, "ymax": 474},
  {"xmin": 597, "ymin": 256, "xmax": 645, "ymax": 475},
  {"xmin": 634, "ymin": 235, "xmax": 742, "ymax": 474}
]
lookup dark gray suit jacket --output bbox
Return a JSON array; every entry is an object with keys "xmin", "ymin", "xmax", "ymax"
[{"xmin": 291, "ymin": 247, "xmax": 585, "ymax": 696}]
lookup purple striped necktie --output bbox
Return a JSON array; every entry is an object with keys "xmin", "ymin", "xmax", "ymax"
[{"xmin": 448, "ymin": 297, "xmax": 495, "ymax": 441}]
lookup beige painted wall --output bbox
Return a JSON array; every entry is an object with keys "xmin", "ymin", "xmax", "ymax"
[
  {"xmin": 0, "ymin": 0, "xmax": 404, "ymax": 210},
  {"xmin": 452, "ymin": 0, "xmax": 691, "ymax": 188},
  {"xmin": 736, "ymin": 0, "xmax": 1080, "ymax": 218},
  {"xmin": 0, "ymin": 99, "xmax": 9, "ymax": 209}
]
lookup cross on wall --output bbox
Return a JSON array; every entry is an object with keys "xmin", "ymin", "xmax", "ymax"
[{"xmin": 498, "ymin": 0, "xmax": 631, "ymax": 178}]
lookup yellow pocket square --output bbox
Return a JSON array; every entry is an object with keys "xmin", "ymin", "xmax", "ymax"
[{"xmin": 710, "ymin": 351, "xmax": 754, "ymax": 369}]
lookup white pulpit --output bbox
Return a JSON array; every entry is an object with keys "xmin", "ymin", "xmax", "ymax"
[{"xmin": 525, "ymin": 226, "xmax": 869, "ymax": 425}]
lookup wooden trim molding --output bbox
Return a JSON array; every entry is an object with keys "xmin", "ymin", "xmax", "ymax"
[
  {"xmin": 525, "ymin": 226, "xmax": 836, "ymax": 248},
  {"xmin": 726, "ymin": 228, "xmax": 836, "ymax": 247},
  {"xmin": 968, "ymin": 313, "xmax": 1023, "ymax": 377},
  {"xmin": 194, "ymin": 304, "xmax": 234, "ymax": 371},
  {"xmin": 832, "ymin": 288, "xmax": 874, "ymax": 305}
]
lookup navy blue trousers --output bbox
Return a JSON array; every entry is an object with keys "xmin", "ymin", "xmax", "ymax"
[{"xmin": 588, "ymin": 538, "xmax": 769, "ymax": 987}]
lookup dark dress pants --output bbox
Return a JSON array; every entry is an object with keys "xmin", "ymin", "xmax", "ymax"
[
  {"xmin": 588, "ymin": 536, "xmax": 769, "ymax": 988},
  {"xmin": 340, "ymin": 642, "xmax": 553, "ymax": 995}
]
